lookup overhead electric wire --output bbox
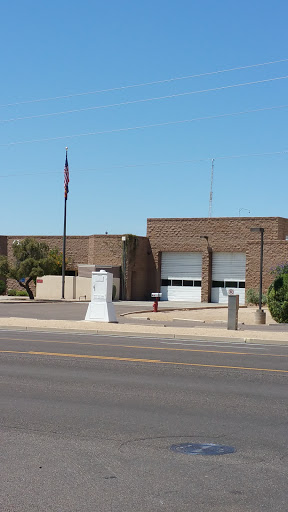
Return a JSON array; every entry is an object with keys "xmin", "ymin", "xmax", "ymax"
[
  {"xmin": 1, "ymin": 75, "xmax": 288, "ymax": 124},
  {"xmin": 1, "ymin": 104, "xmax": 287, "ymax": 147},
  {"xmin": 0, "ymin": 149, "xmax": 287, "ymax": 179},
  {"xmin": 0, "ymin": 57, "xmax": 288, "ymax": 109}
]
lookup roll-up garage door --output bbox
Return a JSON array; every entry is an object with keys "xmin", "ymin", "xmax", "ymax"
[
  {"xmin": 211, "ymin": 253, "xmax": 246, "ymax": 305},
  {"xmin": 160, "ymin": 252, "xmax": 202, "ymax": 301}
]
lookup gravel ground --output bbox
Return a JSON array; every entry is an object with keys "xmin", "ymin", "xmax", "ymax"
[{"xmin": 128, "ymin": 306, "xmax": 276, "ymax": 325}]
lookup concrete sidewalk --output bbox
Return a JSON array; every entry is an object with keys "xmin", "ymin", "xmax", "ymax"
[
  {"xmin": 0, "ymin": 297, "xmax": 287, "ymax": 345},
  {"xmin": 0, "ymin": 315, "xmax": 288, "ymax": 345}
]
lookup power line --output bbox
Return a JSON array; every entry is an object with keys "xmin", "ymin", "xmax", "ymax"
[
  {"xmin": 1, "ymin": 75, "xmax": 288, "ymax": 124},
  {"xmin": 1, "ymin": 103, "xmax": 287, "ymax": 147},
  {"xmin": 0, "ymin": 58, "xmax": 288, "ymax": 109},
  {"xmin": 0, "ymin": 150, "xmax": 287, "ymax": 179}
]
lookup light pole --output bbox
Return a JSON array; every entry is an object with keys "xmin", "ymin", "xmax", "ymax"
[
  {"xmin": 250, "ymin": 227, "xmax": 266, "ymax": 324},
  {"xmin": 121, "ymin": 236, "xmax": 126, "ymax": 301}
]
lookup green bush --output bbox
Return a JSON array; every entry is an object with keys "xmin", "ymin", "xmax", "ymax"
[
  {"xmin": 267, "ymin": 273, "xmax": 288, "ymax": 323},
  {"xmin": 246, "ymin": 288, "xmax": 267, "ymax": 306},
  {"xmin": 16, "ymin": 290, "xmax": 29, "ymax": 296},
  {"xmin": 7, "ymin": 289, "xmax": 17, "ymax": 296},
  {"xmin": 0, "ymin": 280, "xmax": 5, "ymax": 294},
  {"xmin": 7, "ymin": 289, "xmax": 28, "ymax": 297}
]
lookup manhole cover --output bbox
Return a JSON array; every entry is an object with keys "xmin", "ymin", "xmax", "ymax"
[{"xmin": 170, "ymin": 443, "xmax": 235, "ymax": 455}]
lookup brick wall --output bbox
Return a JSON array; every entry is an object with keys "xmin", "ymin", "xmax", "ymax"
[
  {"xmin": 147, "ymin": 217, "xmax": 284, "ymax": 252},
  {"xmin": 88, "ymin": 235, "xmax": 123, "ymax": 266},
  {"xmin": 0, "ymin": 236, "xmax": 7, "ymax": 293},
  {"xmin": 246, "ymin": 241, "xmax": 288, "ymax": 292},
  {"xmin": 7, "ymin": 235, "xmax": 89, "ymax": 268},
  {"xmin": 86, "ymin": 234, "xmax": 153, "ymax": 300},
  {"xmin": 128, "ymin": 237, "xmax": 155, "ymax": 300},
  {"xmin": 277, "ymin": 218, "xmax": 288, "ymax": 241}
]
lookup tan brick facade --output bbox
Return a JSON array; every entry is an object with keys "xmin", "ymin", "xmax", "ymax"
[{"xmin": 1, "ymin": 217, "xmax": 288, "ymax": 300}]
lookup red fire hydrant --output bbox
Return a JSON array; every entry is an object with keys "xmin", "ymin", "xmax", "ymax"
[
  {"xmin": 151, "ymin": 292, "xmax": 162, "ymax": 312},
  {"xmin": 153, "ymin": 298, "xmax": 159, "ymax": 313}
]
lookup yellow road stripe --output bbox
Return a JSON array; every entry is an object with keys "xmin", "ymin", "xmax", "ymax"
[
  {"xmin": 1, "ymin": 349, "xmax": 288, "ymax": 373},
  {"xmin": 0, "ymin": 337, "xmax": 287, "ymax": 358},
  {"xmin": 0, "ymin": 350, "xmax": 161, "ymax": 363}
]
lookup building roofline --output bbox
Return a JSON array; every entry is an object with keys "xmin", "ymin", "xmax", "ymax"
[{"xmin": 147, "ymin": 216, "xmax": 288, "ymax": 222}]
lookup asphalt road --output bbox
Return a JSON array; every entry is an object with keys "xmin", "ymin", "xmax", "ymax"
[{"xmin": 1, "ymin": 330, "xmax": 288, "ymax": 511}]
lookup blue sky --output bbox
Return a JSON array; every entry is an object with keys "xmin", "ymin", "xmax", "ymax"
[{"xmin": 0, "ymin": 1, "xmax": 287, "ymax": 236}]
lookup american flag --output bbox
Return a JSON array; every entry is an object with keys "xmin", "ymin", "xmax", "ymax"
[{"xmin": 64, "ymin": 149, "xmax": 69, "ymax": 199}]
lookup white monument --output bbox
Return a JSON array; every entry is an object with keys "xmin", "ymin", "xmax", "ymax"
[{"xmin": 85, "ymin": 270, "xmax": 117, "ymax": 323}]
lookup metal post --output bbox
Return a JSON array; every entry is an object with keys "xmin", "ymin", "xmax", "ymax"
[
  {"xmin": 121, "ymin": 236, "xmax": 126, "ymax": 300},
  {"xmin": 259, "ymin": 228, "xmax": 264, "ymax": 311},
  {"xmin": 250, "ymin": 227, "xmax": 266, "ymax": 324},
  {"xmin": 61, "ymin": 197, "xmax": 67, "ymax": 299},
  {"xmin": 227, "ymin": 294, "xmax": 239, "ymax": 330}
]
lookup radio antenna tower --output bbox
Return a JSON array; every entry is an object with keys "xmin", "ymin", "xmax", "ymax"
[{"xmin": 208, "ymin": 158, "xmax": 215, "ymax": 218}]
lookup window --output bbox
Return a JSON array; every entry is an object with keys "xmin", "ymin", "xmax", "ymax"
[
  {"xmin": 171, "ymin": 279, "xmax": 182, "ymax": 286},
  {"xmin": 161, "ymin": 279, "xmax": 171, "ymax": 286},
  {"xmin": 194, "ymin": 280, "xmax": 201, "ymax": 287},
  {"xmin": 239, "ymin": 282, "xmax": 245, "ymax": 288},
  {"xmin": 183, "ymin": 280, "xmax": 194, "ymax": 286},
  {"xmin": 212, "ymin": 281, "xmax": 224, "ymax": 287},
  {"xmin": 225, "ymin": 281, "xmax": 238, "ymax": 288}
]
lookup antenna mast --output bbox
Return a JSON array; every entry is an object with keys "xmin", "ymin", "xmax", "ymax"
[{"xmin": 208, "ymin": 158, "xmax": 215, "ymax": 218}]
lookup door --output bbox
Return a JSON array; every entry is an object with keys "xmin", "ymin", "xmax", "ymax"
[
  {"xmin": 211, "ymin": 252, "xmax": 246, "ymax": 305},
  {"xmin": 160, "ymin": 252, "xmax": 202, "ymax": 301}
]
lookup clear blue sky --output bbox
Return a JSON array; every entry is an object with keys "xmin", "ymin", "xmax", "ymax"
[{"xmin": 1, "ymin": 1, "xmax": 287, "ymax": 236}]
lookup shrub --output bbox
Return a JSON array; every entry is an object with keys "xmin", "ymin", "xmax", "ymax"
[
  {"xmin": 0, "ymin": 280, "xmax": 5, "ymax": 294},
  {"xmin": 246, "ymin": 288, "xmax": 267, "ymax": 306},
  {"xmin": 7, "ymin": 289, "xmax": 28, "ymax": 297},
  {"xmin": 270, "ymin": 262, "xmax": 288, "ymax": 277},
  {"xmin": 16, "ymin": 290, "xmax": 28, "ymax": 296},
  {"xmin": 267, "ymin": 273, "xmax": 288, "ymax": 323},
  {"xmin": 7, "ymin": 289, "xmax": 17, "ymax": 296}
]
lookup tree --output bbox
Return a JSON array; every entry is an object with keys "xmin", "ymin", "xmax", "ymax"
[
  {"xmin": 267, "ymin": 272, "xmax": 288, "ymax": 323},
  {"xmin": 0, "ymin": 238, "xmax": 64, "ymax": 300}
]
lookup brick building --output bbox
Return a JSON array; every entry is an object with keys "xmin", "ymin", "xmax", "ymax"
[{"xmin": 1, "ymin": 216, "xmax": 288, "ymax": 303}]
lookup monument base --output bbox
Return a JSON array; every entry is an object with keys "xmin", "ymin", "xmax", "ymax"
[{"xmin": 85, "ymin": 301, "xmax": 118, "ymax": 323}]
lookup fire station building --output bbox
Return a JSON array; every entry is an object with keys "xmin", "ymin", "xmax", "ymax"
[{"xmin": 1, "ymin": 216, "xmax": 288, "ymax": 304}]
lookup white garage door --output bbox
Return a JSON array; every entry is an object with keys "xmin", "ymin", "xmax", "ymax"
[
  {"xmin": 160, "ymin": 252, "xmax": 202, "ymax": 301},
  {"xmin": 211, "ymin": 253, "xmax": 246, "ymax": 305}
]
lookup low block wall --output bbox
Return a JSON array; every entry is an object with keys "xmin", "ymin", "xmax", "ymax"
[{"xmin": 36, "ymin": 275, "xmax": 120, "ymax": 300}]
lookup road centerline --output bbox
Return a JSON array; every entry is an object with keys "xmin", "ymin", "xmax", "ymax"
[
  {"xmin": 0, "ymin": 336, "xmax": 287, "ymax": 358},
  {"xmin": 1, "ymin": 349, "xmax": 288, "ymax": 373}
]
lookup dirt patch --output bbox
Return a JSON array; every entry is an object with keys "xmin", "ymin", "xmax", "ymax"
[{"xmin": 129, "ymin": 307, "xmax": 276, "ymax": 325}]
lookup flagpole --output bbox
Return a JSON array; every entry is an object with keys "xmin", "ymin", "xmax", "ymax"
[{"xmin": 62, "ymin": 147, "xmax": 69, "ymax": 299}]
